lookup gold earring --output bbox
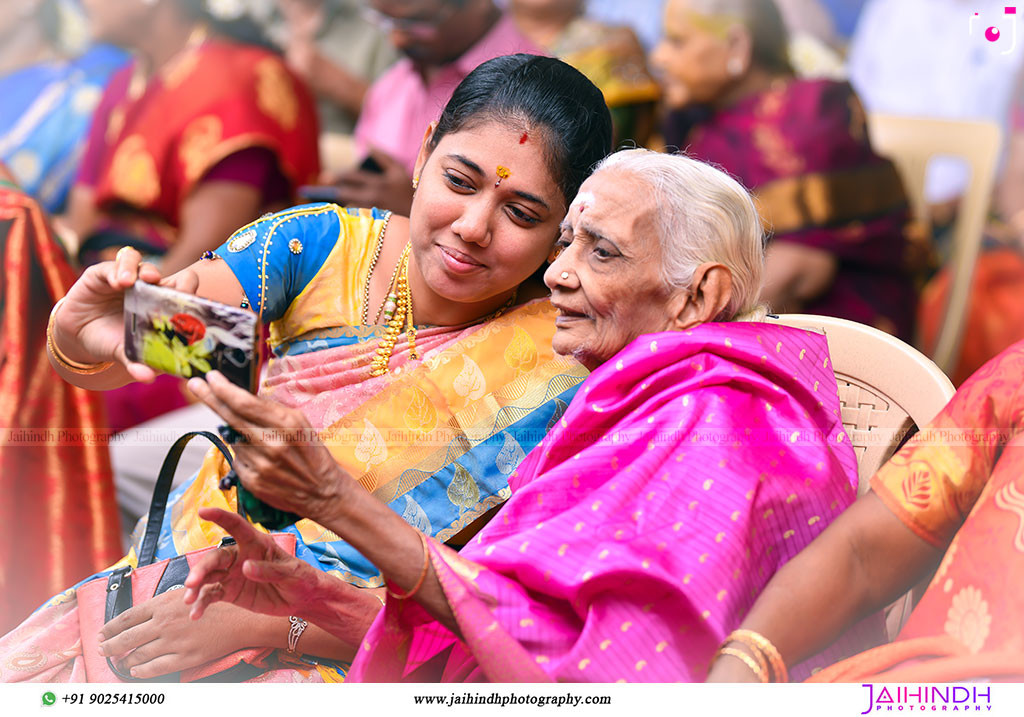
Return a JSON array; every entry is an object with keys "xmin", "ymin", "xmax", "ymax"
[{"xmin": 412, "ymin": 176, "xmax": 419, "ymax": 190}]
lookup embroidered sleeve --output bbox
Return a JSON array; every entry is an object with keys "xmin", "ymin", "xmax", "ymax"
[
  {"xmin": 214, "ymin": 203, "xmax": 340, "ymax": 321},
  {"xmin": 871, "ymin": 341, "xmax": 1024, "ymax": 547}
]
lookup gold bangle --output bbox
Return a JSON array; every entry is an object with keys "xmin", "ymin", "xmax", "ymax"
[
  {"xmin": 385, "ymin": 531, "xmax": 430, "ymax": 600},
  {"xmin": 725, "ymin": 629, "xmax": 789, "ymax": 683},
  {"xmin": 723, "ymin": 633, "xmax": 771, "ymax": 678},
  {"xmin": 715, "ymin": 646, "xmax": 769, "ymax": 683},
  {"xmin": 46, "ymin": 298, "xmax": 114, "ymax": 375}
]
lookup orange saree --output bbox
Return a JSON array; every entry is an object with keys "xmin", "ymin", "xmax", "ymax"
[
  {"xmin": 809, "ymin": 340, "xmax": 1024, "ymax": 681},
  {"xmin": 0, "ymin": 185, "xmax": 121, "ymax": 635},
  {"xmin": 81, "ymin": 37, "xmax": 320, "ymax": 253}
]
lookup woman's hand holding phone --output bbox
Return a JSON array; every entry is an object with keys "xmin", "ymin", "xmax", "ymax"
[{"xmin": 53, "ymin": 247, "xmax": 200, "ymax": 383}]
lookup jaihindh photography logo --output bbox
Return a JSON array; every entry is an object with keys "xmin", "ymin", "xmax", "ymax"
[{"xmin": 860, "ymin": 684, "xmax": 993, "ymax": 713}]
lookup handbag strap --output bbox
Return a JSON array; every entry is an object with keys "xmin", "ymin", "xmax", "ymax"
[
  {"xmin": 104, "ymin": 567, "xmax": 176, "ymax": 682},
  {"xmin": 138, "ymin": 430, "xmax": 234, "ymax": 568}
]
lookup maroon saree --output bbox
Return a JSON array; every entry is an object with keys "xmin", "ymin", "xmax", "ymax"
[{"xmin": 678, "ymin": 79, "xmax": 919, "ymax": 340}]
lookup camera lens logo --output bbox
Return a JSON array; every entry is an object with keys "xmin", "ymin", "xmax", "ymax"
[{"xmin": 972, "ymin": 6, "xmax": 1018, "ymax": 53}]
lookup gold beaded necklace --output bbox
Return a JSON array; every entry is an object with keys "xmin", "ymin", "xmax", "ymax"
[
  {"xmin": 370, "ymin": 243, "xmax": 417, "ymax": 377},
  {"xmin": 367, "ymin": 240, "xmax": 520, "ymax": 377}
]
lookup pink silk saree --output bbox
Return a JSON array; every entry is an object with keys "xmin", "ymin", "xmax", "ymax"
[{"xmin": 349, "ymin": 322, "xmax": 882, "ymax": 682}]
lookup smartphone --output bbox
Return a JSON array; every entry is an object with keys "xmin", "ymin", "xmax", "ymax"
[
  {"xmin": 358, "ymin": 154, "xmax": 385, "ymax": 174},
  {"xmin": 124, "ymin": 281, "xmax": 259, "ymax": 391}
]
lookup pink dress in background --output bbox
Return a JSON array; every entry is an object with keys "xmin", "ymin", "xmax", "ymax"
[{"xmin": 354, "ymin": 14, "xmax": 543, "ymax": 175}]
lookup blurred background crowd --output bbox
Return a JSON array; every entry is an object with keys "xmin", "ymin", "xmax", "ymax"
[{"xmin": 1, "ymin": 0, "xmax": 1022, "ymax": 644}]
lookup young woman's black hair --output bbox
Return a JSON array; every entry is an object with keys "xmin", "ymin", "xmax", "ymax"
[{"xmin": 429, "ymin": 54, "xmax": 613, "ymax": 205}]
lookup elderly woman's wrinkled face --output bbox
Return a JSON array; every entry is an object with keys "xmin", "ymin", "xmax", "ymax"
[
  {"xmin": 650, "ymin": 0, "xmax": 737, "ymax": 109},
  {"xmin": 544, "ymin": 169, "xmax": 686, "ymax": 369}
]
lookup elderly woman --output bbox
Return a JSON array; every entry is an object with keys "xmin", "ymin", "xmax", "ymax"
[
  {"xmin": 182, "ymin": 149, "xmax": 875, "ymax": 682},
  {"xmin": 651, "ymin": 0, "xmax": 919, "ymax": 341}
]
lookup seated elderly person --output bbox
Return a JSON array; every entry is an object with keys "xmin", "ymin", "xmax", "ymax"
[
  {"xmin": 183, "ymin": 149, "xmax": 878, "ymax": 682},
  {"xmin": 652, "ymin": 0, "xmax": 919, "ymax": 341}
]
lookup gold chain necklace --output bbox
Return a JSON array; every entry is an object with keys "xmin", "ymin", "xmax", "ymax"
[
  {"xmin": 360, "ymin": 211, "xmax": 393, "ymax": 326},
  {"xmin": 369, "ymin": 243, "xmax": 417, "ymax": 377},
  {"xmin": 490, "ymin": 290, "xmax": 518, "ymax": 320}
]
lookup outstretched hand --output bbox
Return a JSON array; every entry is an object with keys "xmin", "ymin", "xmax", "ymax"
[
  {"xmin": 183, "ymin": 508, "xmax": 324, "ymax": 620},
  {"xmin": 186, "ymin": 371, "xmax": 353, "ymax": 525},
  {"xmin": 54, "ymin": 246, "xmax": 202, "ymax": 383}
]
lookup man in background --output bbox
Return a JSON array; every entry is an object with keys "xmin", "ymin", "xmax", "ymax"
[{"xmin": 330, "ymin": 0, "xmax": 542, "ymax": 214}]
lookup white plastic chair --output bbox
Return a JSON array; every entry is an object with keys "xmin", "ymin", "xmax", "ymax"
[
  {"xmin": 865, "ymin": 114, "xmax": 1002, "ymax": 376},
  {"xmin": 771, "ymin": 313, "xmax": 954, "ymax": 490},
  {"xmin": 771, "ymin": 314, "xmax": 955, "ymax": 639}
]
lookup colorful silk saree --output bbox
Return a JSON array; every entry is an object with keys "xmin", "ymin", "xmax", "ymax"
[
  {"xmin": 0, "ymin": 205, "xmax": 585, "ymax": 682},
  {"xmin": 0, "ymin": 45, "xmax": 128, "ymax": 213},
  {"xmin": 676, "ymin": 79, "xmax": 919, "ymax": 340},
  {"xmin": 349, "ymin": 322, "xmax": 880, "ymax": 682},
  {"xmin": 0, "ymin": 185, "xmax": 121, "ymax": 635},
  {"xmin": 809, "ymin": 340, "xmax": 1024, "ymax": 682}
]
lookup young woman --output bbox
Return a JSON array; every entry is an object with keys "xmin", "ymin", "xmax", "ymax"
[{"xmin": 1, "ymin": 54, "xmax": 613, "ymax": 682}]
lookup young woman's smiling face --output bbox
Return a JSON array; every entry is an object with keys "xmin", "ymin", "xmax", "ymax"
[{"xmin": 407, "ymin": 120, "xmax": 566, "ymax": 312}]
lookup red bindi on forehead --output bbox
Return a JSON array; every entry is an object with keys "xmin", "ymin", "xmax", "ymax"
[{"xmin": 520, "ymin": 132, "xmax": 529, "ymax": 144}]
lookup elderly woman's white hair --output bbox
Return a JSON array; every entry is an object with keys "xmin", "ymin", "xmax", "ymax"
[{"xmin": 593, "ymin": 149, "xmax": 766, "ymax": 321}]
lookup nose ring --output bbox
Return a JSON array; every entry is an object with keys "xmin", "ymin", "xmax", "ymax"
[{"xmin": 560, "ymin": 272, "xmax": 570, "ymax": 280}]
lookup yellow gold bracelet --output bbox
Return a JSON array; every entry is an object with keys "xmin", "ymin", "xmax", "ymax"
[
  {"xmin": 386, "ymin": 531, "xmax": 430, "ymax": 600},
  {"xmin": 725, "ymin": 629, "xmax": 789, "ymax": 683},
  {"xmin": 46, "ymin": 298, "xmax": 114, "ymax": 375},
  {"xmin": 715, "ymin": 646, "xmax": 770, "ymax": 683}
]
